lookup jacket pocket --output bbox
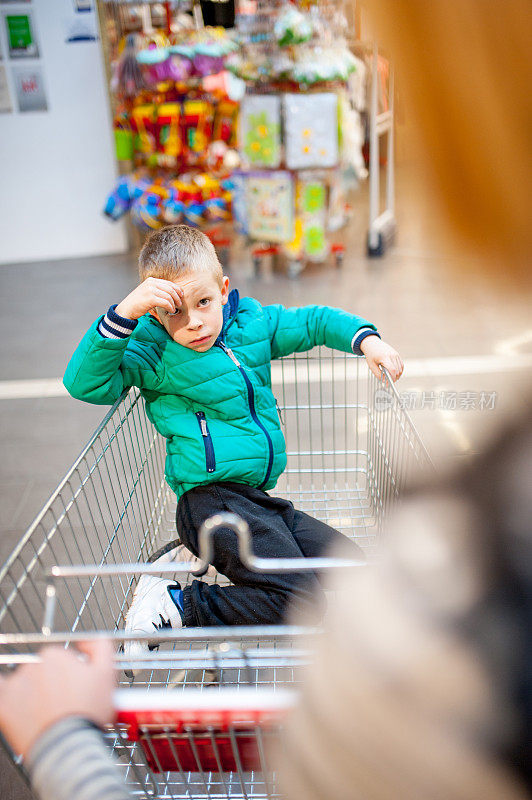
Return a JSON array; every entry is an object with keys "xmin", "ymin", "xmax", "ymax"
[{"xmin": 195, "ymin": 411, "xmax": 216, "ymax": 473}]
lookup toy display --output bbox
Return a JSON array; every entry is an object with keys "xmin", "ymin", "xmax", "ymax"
[
  {"xmin": 103, "ymin": 170, "xmax": 151, "ymax": 221},
  {"xmin": 99, "ymin": 0, "xmax": 366, "ymax": 275},
  {"xmin": 212, "ymin": 99, "xmax": 239, "ymax": 145},
  {"xmin": 274, "ymin": 7, "xmax": 313, "ymax": 47},
  {"xmin": 228, "ymin": 172, "xmax": 249, "ymax": 235},
  {"xmin": 228, "ymin": 0, "xmax": 358, "ymax": 90},
  {"xmin": 247, "ymin": 171, "xmax": 294, "ymax": 243},
  {"xmin": 234, "ymin": 0, "xmax": 366, "ymax": 274},
  {"xmin": 113, "ymin": 27, "xmax": 239, "ymax": 98},
  {"xmin": 102, "ymin": 10, "xmax": 242, "ymax": 237},
  {"xmin": 283, "ymin": 92, "xmax": 338, "ymax": 170},
  {"xmin": 240, "ymin": 94, "xmax": 281, "ymax": 168},
  {"xmin": 112, "ymin": 34, "xmax": 146, "ymax": 98},
  {"xmin": 104, "ymin": 171, "xmax": 232, "ymax": 232},
  {"xmin": 299, "ymin": 175, "xmax": 328, "ymax": 260}
]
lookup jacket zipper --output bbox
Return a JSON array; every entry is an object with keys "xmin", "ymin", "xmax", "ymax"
[
  {"xmin": 217, "ymin": 341, "xmax": 274, "ymax": 489},
  {"xmin": 195, "ymin": 411, "xmax": 216, "ymax": 473}
]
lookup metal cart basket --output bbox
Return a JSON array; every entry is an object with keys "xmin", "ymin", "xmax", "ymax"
[{"xmin": 0, "ymin": 349, "xmax": 431, "ymax": 799}]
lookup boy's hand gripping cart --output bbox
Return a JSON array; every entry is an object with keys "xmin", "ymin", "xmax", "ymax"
[{"xmin": 0, "ymin": 350, "xmax": 431, "ymax": 799}]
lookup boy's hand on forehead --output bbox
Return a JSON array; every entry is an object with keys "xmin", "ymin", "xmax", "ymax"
[{"xmin": 115, "ymin": 277, "xmax": 184, "ymax": 321}]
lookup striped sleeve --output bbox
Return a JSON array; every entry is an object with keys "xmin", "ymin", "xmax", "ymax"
[
  {"xmin": 98, "ymin": 305, "xmax": 138, "ymax": 340},
  {"xmin": 27, "ymin": 717, "xmax": 131, "ymax": 800},
  {"xmin": 351, "ymin": 326, "xmax": 380, "ymax": 355}
]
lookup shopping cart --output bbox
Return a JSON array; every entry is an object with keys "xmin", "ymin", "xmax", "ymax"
[{"xmin": 0, "ymin": 348, "xmax": 431, "ymax": 798}]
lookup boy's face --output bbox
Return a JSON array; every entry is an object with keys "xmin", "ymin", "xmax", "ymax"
[{"xmin": 151, "ymin": 272, "xmax": 229, "ymax": 352}]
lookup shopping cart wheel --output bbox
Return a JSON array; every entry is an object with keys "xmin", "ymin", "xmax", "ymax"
[
  {"xmin": 367, "ymin": 231, "xmax": 384, "ymax": 257},
  {"xmin": 287, "ymin": 259, "xmax": 303, "ymax": 279},
  {"xmin": 332, "ymin": 243, "xmax": 345, "ymax": 267}
]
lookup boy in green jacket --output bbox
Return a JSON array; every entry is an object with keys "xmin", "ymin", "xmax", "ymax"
[{"xmin": 64, "ymin": 225, "xmax": 403, "ymax": 657}]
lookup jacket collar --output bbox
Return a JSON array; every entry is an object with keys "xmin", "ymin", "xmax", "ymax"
[{"xmin": 216, "ymin": 288, "xmax": 239, "ymax": 344}]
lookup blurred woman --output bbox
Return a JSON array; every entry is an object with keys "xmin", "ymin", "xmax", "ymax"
[{"xmin": 277, "ymin": 1, "xmax": 532, "ymax": 797}]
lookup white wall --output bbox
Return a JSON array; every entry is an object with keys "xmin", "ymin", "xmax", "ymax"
[{"xmin": 0, "ymin": 0, "xmax": 127, "ymax": 264}]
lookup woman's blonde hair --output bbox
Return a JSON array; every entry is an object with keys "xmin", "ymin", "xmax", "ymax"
[{"xmin": 371, "ymin": 0, "xmax": 532, "ymax": 285}]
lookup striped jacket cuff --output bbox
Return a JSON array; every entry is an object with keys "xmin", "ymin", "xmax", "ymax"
[
  {"xmin": 98, "ymin": 305, "xmax": 138, "ymax": 340},
  {"xmin": 351, "ymin": 327, "xmax": 380, "ymax": 355},
  {"xmin": 27, "ymin": 716, "xmax": 131, "ymax": 800}
]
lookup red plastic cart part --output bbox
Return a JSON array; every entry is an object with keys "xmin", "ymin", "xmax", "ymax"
[{"xmin": 114, "ymin": 688, "xmax": 295, "ymax": 773}]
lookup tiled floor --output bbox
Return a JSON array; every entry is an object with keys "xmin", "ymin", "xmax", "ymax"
[{"xmin": 0, "ymin": 178, "xmax": 531, "ymax": 798}]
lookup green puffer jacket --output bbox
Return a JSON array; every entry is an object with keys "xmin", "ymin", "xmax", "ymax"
[{"xmin": 64, "ymin": 290, "xmax": 376, "ymax": 501}]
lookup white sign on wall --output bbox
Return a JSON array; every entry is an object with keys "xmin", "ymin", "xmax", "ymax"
[{"xmin": 12, "ymin": 63, "xmax": 47, "ymax": 111}]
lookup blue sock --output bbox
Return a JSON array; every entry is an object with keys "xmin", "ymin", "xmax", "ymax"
[{"xmin": 167, "ymin": 585, "xmax": 185, "ymax": 624}]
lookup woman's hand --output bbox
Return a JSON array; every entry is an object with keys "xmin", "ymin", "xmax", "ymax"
[{"xmin": 0, "ymin": 640, "xmax": 115, "ymax": 759}]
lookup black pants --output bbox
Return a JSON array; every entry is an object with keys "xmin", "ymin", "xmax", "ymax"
[{"xmin": 176, "ymin": 482, "xmax": 364, "ymax": 627}]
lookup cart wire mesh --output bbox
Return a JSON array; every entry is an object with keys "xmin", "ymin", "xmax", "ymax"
[{"xmin": 0, "ymin": 348, "xmax": 431, "ymax": 798}]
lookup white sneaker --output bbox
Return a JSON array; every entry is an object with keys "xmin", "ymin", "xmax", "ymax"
[
  {"xmin": 123, "ymin": 542, "xmax": 216, "ymax": 670},
  {"xmin": 123, "ymin": 576, "xmax": 184, "ymax": 664}
]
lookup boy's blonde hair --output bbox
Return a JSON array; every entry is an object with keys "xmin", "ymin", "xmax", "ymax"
[{"xmin": 139, "ymin": 225, "xmax": 223, "ymax": 286}]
